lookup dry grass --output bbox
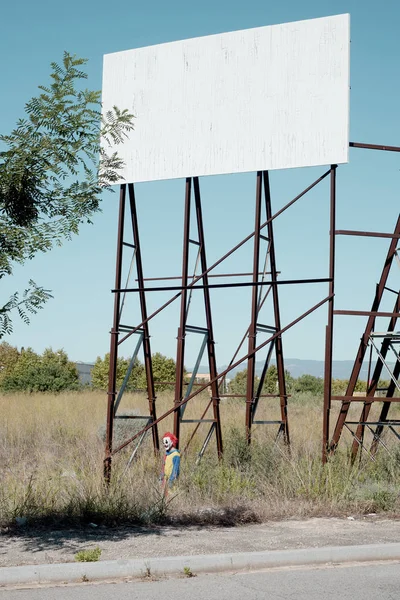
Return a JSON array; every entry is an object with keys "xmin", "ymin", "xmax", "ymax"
[{"xmin": 0, "ymin": 390, "xmax": 399, "ymax": 528}]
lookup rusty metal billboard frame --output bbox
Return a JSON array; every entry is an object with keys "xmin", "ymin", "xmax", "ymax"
[
  {"xmin": 324, "ymin": 142, "xmax": 400, "ymax": 462},
  {"xmin": 104, "ymin": 141, "xmax": 400, "ymax": 481}
]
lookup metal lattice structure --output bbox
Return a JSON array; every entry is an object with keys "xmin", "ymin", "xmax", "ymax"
[
  {"xmin": 104, "ymin": 142, "xmax": 400, "ymax": 480},
  {"xmin": 327, "ymin": 196, "xmax": 400, "ymax": 461}
]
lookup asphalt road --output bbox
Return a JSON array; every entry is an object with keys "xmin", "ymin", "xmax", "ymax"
[{"xmin": 1, "ymin": 562, "xmax": 399, "ymax": 600}]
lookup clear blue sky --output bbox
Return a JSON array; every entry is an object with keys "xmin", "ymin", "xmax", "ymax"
[{"xmin": 1, "ymin": 0, "xmax": 399, "ymax": 368}]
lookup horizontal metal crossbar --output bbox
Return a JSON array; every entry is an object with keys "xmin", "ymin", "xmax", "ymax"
[
  {"xmin": 220, "ymin": 394, "xmax": 290, "ymax": 398},
  {"xmin": 345, "ymin": 420, "xmax": 400, "ymax": 426},
  {"xmin": 334, "ymin": 310, "xmax": 400, "ymax": 318},
  {"xmin": 186, "ymin": 325, "xmax": 208, "ymax": 334},
  {"xmin": 114, "ymin": 278, "xmax": 332, "ymax": 293},
  {"xmin": 335, "ymin": 230, "xmax": 400, "ymax": 239},
  {"xmin": 115, "ymin": 415, "xmax": 151, "ymax": 420},
  {"xmin": 181, "ymin": 419, "xmax": 216, "ymax": 423},
  {"xmin": 139, "ymin": 272, "xmax": 278, "ymax": 282},
  {"xmin": 349, "ymin": 141, "xmax": 400, "ymax": 152},
  {"xmin": 253, "ymin": 420, "xmax": 283, "ymax": 425},
  {"xmin": 331, "ymin": 396, "xmax": 400, "ymax": 402},
  {"xmin": 119, "ymin": 325, "xmax": 144, "ymax": 333},
  {"xmin": 256, "ymin": 324, "xmax": 277, "ymax": 333},
  {"xmin": 370, "ymin": 332, "xmax": 400, "ymax": 339}
]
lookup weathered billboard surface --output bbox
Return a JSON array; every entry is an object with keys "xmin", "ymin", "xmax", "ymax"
[{"xmin": 102, "ymin": 14, "xmax": 350, "ymax": 183}]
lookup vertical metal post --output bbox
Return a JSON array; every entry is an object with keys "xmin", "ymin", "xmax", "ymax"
[
  {"xmin": 264, "ymin": 171, "xmax": 290, "ymax": 445},
  {"xmin": 173, "ymin": 178, "xmax": 192, "ymax": 445},
  {"xmin": 246, "ymin": 172, "xmax": 262, "ymax": 443},
  {"xmin": 128, "ymin": 184, "xmax": 159, "ymax": 453},
  {"xmin": 330, "ymin": 213, "xmax": 400, "ymax": 450},
  {"xmin": 193, "ymin": 177, "xmax": 223, "ymax": 457},
  {"xmin": 104, "ymin": 185, "xmax": 126, "ymax": 483},
  {"xmin": 322, "ymin": 165, "xmax": 336, "ymax": 463}
]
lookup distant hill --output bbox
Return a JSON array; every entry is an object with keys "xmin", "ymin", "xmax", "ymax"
[
  {"xmin": 270, "ymin": 358, "xmax": 366, "ymax": 379},
  {"xmin": 191, "ymin": 358, "xmax": 394, "ymax": 380}
]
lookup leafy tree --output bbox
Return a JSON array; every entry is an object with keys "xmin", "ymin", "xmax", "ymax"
[
  {"xmin": 263, "ymin": 365, "xmax": 278, "ymax": 394},
  {"xmin": 228, "ymin": 369, "xmax": 260, "ymax": 397},
  {"xmin": 138, "ymin": 352, "xmax": 177, "ymax": 392},
  {"xmin": 354, "ymin": 379, "xmax": 367, "ymax": 393},
  {"xmin": 0, "ymin": 347, "xmax": 79, "ymax": 392},
  {"xmin": 293, "ymin": 374, "xmax": 324, "ymax": 395},
  {"xmin": 92, "ymin": 352, "xmax": 177, "ymax": 393},
  {"xmin": 228, "ymin": 365, "xmax": 289, "ymax": 397},
  {"xmin": 91, "ymin": 353, "xmax": 144, "ymax": 391},
  {"xmin": 284, "ymin": 369, "xmax": 295, "ymax": 393},
  {"xmin": 0, "ymin": 341, "xmax": 20, "ymax": 383},
  {"xmin": 331, "ymin": 379, "xmax": 347, "ymax": 395},
  {"xmin": 0, "ymin": 52, "xmax": 134, "ymax": 336}
]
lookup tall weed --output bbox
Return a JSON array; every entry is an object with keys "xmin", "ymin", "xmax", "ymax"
[{"xmin": 0, "ymin": 390, "xmax": 399, "ymax": 527}]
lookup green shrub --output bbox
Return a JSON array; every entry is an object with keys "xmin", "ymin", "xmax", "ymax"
[
  {"xmin": 0, "ymin": 348, "xmax": 79, "ymax": 392},
  {"xmin": 293, "ymin": 374, "xmax": 324, "ymax": 395},
  {"xmin": 91, "ymin": 354, "xmax": 144, "ymax": 391},
  {"xmin": 91, "ymin": 351, "xmax": 177, "ymax": 392},
  {"xmin": 75, "ymin": 548, "xmax": 102, "ymax": 562}
]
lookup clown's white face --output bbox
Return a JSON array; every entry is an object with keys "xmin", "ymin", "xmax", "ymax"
[{"xmin": 163, "ymin": 437, "xmax": 173, "ymax": 452}]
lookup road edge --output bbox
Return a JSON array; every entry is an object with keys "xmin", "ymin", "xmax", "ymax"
[{"xmin": 1, "ymin": 543, "xmax": 400, "ymax": 586}]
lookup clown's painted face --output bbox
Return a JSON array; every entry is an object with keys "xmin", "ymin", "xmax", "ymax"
[{"xmin": 163, "ymin": 436, "xmax": 173, "ymax": 452}]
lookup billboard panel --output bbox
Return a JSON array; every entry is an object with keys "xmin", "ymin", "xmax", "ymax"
[{"xmin": 102, "ymin": 14, "xmax": 350, "ymax": 183}]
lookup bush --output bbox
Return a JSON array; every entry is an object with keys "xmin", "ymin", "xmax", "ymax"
[
  {"xmin": 91, "ymin": 351, "xmax": 177, "ymax": 393},
  {"xmin": 228, "ymin": 369, "xmax": 258, "ymax": 397},
  {"xmin": 91, "ymin": 353, "xmax": 144, "ymax": 391},
  {"xmin": 138, "ymin": 352, "xmax": 177, "ymax": 392},
  {"xmin": 0, "ymin": 348, "xmax": 79, "ymax": 393},
  {"xmin": 75, "ymin": 548, "xmax": 102, "ymax": 562},
  {"xmin": 228, "ymin": 366, "xmax": 292, "ymax": 396},
  {"xmin": 293, "ymin": 374, "xmax": 324, "ymax": 395}
]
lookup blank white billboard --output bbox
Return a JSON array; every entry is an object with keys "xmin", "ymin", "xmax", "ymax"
[{"xmin": 102, "ymin": 14, "xmax": 350, "ymax": 183}]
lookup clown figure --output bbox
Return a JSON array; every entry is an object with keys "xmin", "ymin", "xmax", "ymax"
[{"xmin": 161, "ymin": 432, "xmax": 180, "ymax": 489}]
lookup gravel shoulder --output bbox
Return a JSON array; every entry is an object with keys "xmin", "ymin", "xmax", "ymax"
[{"xmin": 1, "ymin": 516, "xmax": 399, "ymax": 568}]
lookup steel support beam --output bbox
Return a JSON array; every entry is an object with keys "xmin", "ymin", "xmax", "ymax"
[
  {"xmin": 322, "ymin": 165, "xmax": 337, "ymax": 463},
  {"xmin": 104, "ymin": 185, "xmax": 126, "ymax": 483},
  {"xmin": 349, "ymin": 142, "xmax": 400, "ymax": 152},
  {"xmin": 128, "ymin": 184, "xmax": 159, "ymax": 453},
  {"xmin": 173, "ymin": 178, "xmax": 191, "ymax": 445},
  {"xmin": 264, "ymin": 171, "xmax": 289, "ymax": 445},
  {"xmin": 246, "ymin": 172, "xmax": 263, "ymax": 442},
  {"xmin": 193, "ymin": 177, "xmax": 223, "ymax": 457}
]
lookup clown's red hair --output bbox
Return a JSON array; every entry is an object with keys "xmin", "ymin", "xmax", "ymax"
[{"xmin": 163, "ymin": 432, "xmax": 178, "ymax": 447}]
